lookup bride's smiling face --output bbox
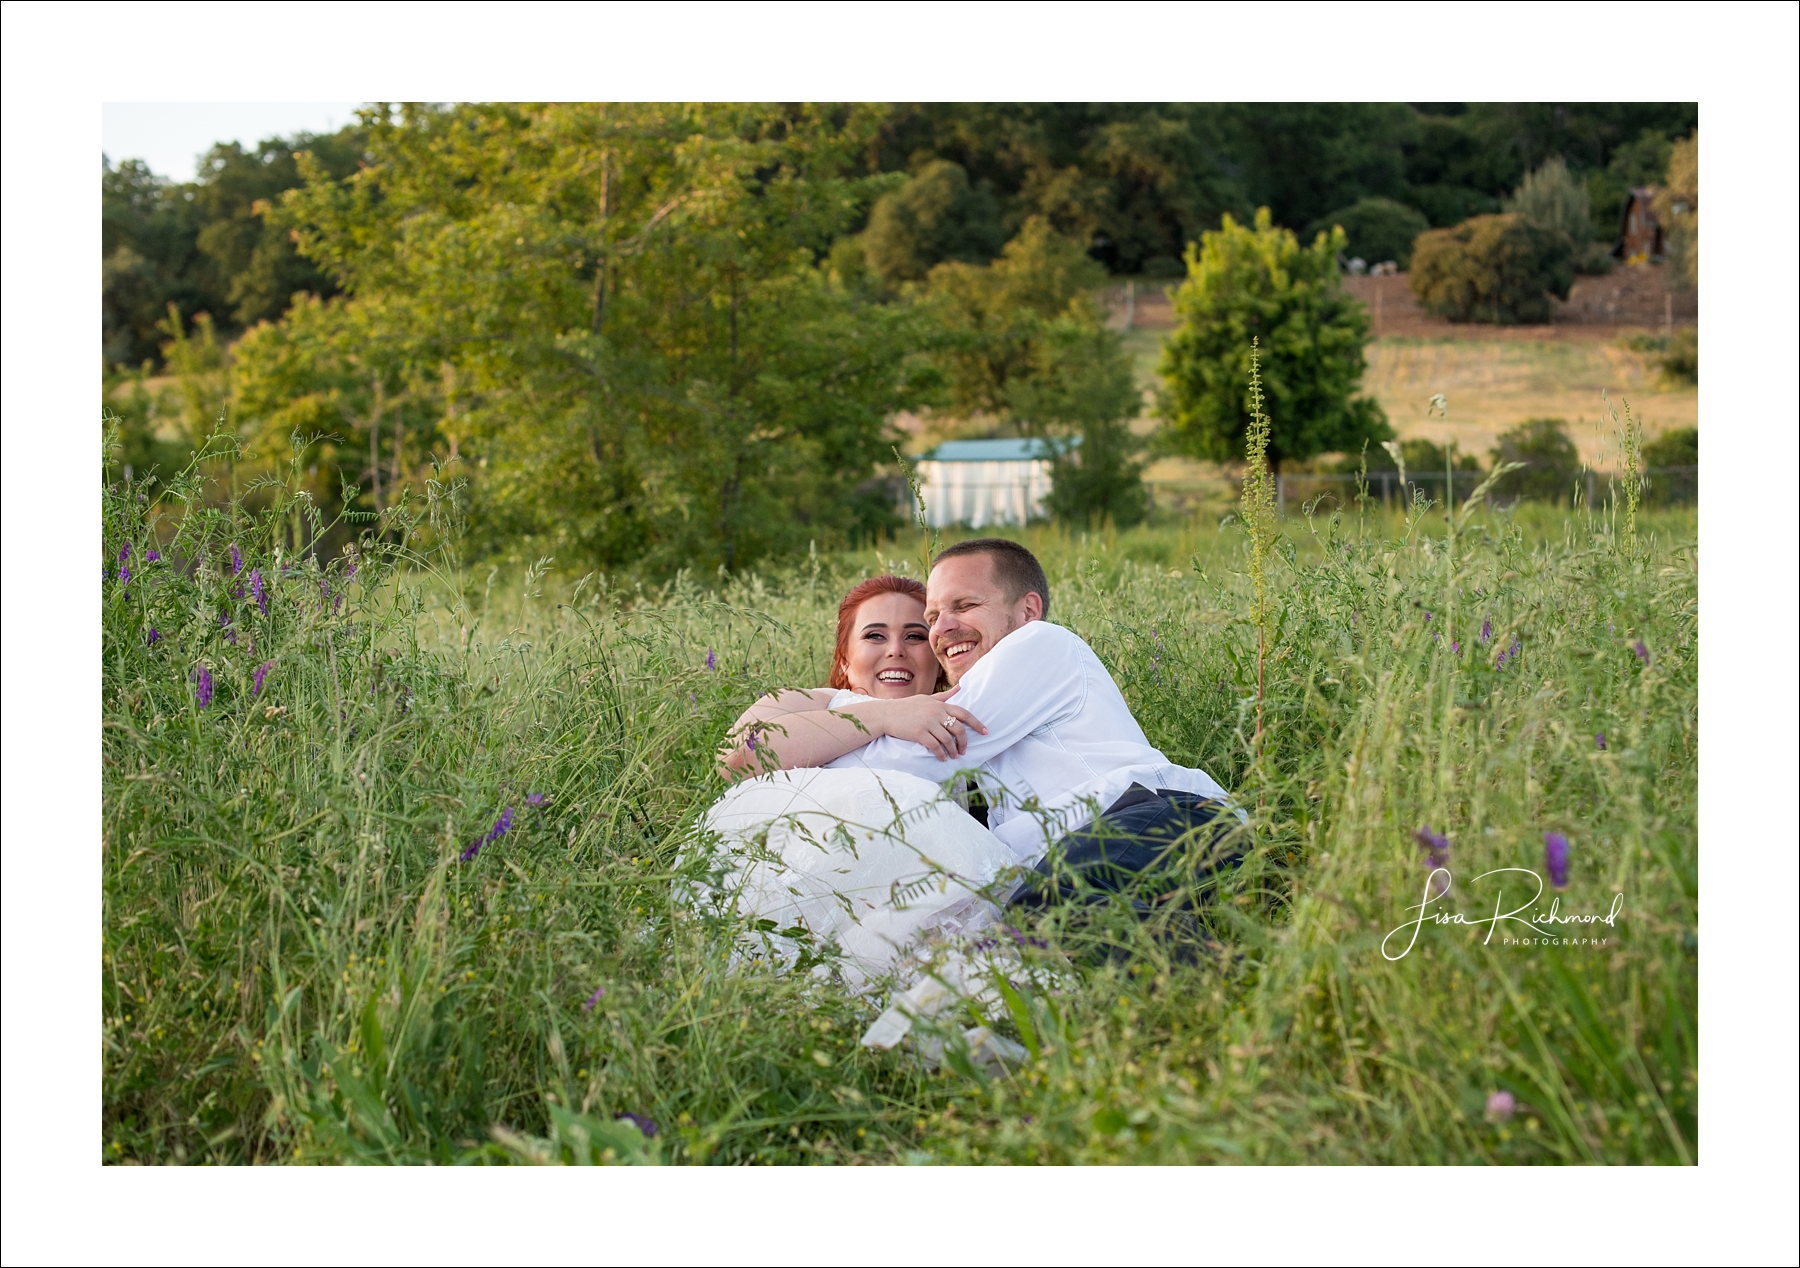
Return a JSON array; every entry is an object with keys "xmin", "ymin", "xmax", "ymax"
[{"xmin": 843, "ymin": 592, "xmax": 939, "ymax": 698}]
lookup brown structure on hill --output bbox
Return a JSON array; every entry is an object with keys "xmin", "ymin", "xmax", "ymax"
[{"xmin": 1615, "ymin": 187, "xmax": 1664, "ymax": 260}]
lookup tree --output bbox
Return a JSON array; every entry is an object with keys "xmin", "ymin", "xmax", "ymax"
[
  {"xmin": 1014, "ymin": 319, "xmax": 1147, "ymax": 528},
  {"xmin": 1505, "ymin": 157, "xmax": 1593, "ymax": 244},
  {"xmin": 1156, "ymin": 208, "xmax": 1389, "ymax": 470},
  {"xmin": 924, "ymin": 216, "xmax": 1109, "ymax": 417},
  {"xmin": 189, "ymin": 131, "xmax": 366, "ymax": 327},
  {"xmin": 1653, "ymin": 130, "xmax": 1697, "ymax": 288},
  {"xmin": 1489, "ymin": 418, "xmax": 1580, "ymax": 502},
  {"xmin": 249, "ymin": 102, "xmax": 938, "ymax": 575},
  {"xmin": 102, "ymin": 159, "xmax": 218, "ymax": 368},
  {"xmin": 861, "ymin": 160, "xmax": 1003, "ymax": 288},
  {"xmin": 1504, "ymin": 156, "xmax": 1611, "ymax": 273},
  {"xmin": 920, "ymin": 217, "xmax": 1146, "ymax": 525},
  {"xmin": 1306, "ymin": 196, "xmax": 1430, "ymax": 269},
  {"xmin": 1409, "ymin": 214, "xmax": 1575, "ymax": 324}
]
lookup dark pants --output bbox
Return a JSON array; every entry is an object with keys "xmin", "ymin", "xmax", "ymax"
[{"xmin": 1011, "ymin": 784, "xmax": 1242, "ymax": 913}]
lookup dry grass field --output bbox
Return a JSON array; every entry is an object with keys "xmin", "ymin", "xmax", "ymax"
[{"xmin": 1115, "ymin": 270, "xmax": 1697, "ymax": 504}]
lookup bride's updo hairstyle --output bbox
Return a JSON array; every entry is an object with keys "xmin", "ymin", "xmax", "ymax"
[{"xmin": 828, "ymin": 574, "xmax": 949, "ymax": 692}]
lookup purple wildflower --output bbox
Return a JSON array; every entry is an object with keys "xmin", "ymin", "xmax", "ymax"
[
  {"xmin": 344, "ymin": 559, "xmax": 357, "ymax": 581},
  {"xmin": 1414, "ymin": 827, "xmax": 1451, "ymax": 870},
  {"xmin": 525, "ymin": 791, "xmax": 549, "ymax": 808},
  {"xmin": 228, "ymin": 543, "xmax": 244, "ymax": 576},
  {"xmin": 220, "ymin": 611, "xmax": 237, "ymax": 645},
  {"xmin": 705, "ymin": 647, "xmax": 716, "ymax": 670},
  {"xmin": 1543, "ymin": 832, "xmax": 1570, "ymax": 889},
  {"xmin": 146, "ymin": 549, "xmax": 160, "ymax": 563},
  {"xmin": 146, "ymin": 628, "xmax": 161, "ymax": 647},
  {"xmin": 1495, "ymin": 636, "xmax": 1521, "ymax": 669},
  {"xmin": 253, "ymin": 660, "xmax": 274, "ymax": 699},
  {"xmin": 1451, "ymin": 640, "xmax": 1461, "ymax": 654},
  {"xmin": 194, "ymin": 665, "xmax": 214, "ymax": 709},
  {"xmin": 250, "ymin": 569, "xmax": 267, "ymax": 615},
  {"xmin": 118, "ymin": 562, "xmax": 131, "ymax": 587},
  {"xmin": 1485, "ymin": 1091, "xmax": 1515, "ymax": 1123},
  {"xmin": 1632, "ymin": 640, "xmax": 1650, "ymax": 665},
  {"xmin": 1423, "ymin": 610, "xmax": 1432, "ymax": 624},
  {"xmin": 1595, "ymin": 732, "xmax": 1606, "ymax": 750},
  {"xmin": 1479, "ymin": 618, "xmax": 1492, "ymax": 643},
  {"xmin": 614, "ymin": 1111, "xmax": 658, "ymax": 1138},
  {"xmin": 120, "ymin": 543, "xmax": 132, "ymax": 563},
  {"xmin": 460, "ymin": 806, "xmax": 516, "ymax": 862},
  {"xmin": 582, "ymin": 986, "xmax": 606, "ymax": 1012},
  {"xmin": 746, "ymin": 731, "xmax": 758, "ymax": 752}
]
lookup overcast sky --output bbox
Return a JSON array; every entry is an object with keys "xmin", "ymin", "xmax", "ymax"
[{"xmin": 102, "ymin": 102, "xmax": 366, "ymax": 180}]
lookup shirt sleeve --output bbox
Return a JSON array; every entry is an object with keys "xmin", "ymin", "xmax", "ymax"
[{"xmin": 837, "ymin": 621, "xmax": 1088, "ymax": 778}]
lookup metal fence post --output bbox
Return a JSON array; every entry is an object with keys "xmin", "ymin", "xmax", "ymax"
[{"xmin": 1276, "ymin": 474, "xmax": 1286, "ymax": 516}]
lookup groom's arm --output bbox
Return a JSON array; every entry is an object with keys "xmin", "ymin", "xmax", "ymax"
[{"xmin": 834, "ymin": 622, "xmax": 1087, "ymax": 780}]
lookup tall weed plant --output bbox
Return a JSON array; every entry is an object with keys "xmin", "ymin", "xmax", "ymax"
[{"xmin": 102, "ymin": 420, "xmax": 1697, "ymax": 1165}]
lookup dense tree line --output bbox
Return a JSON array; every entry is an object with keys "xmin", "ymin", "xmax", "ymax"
[
  {"xmin": 102, "ymin": 102, "xmax": 1694, "ymax": 576},
  {"xmin": 104, "ymin": 102, "xmax": 1696, "ymax": 373}
]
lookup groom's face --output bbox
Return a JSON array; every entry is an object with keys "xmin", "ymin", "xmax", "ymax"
[{"xmin": 924, "ymin": 553, "xmax": 1043, "ymax": 685}]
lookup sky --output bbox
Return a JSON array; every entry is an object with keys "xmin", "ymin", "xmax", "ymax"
[{"xmin": 102, "ymin": 102, "xmax": 365, "ymax": 180}]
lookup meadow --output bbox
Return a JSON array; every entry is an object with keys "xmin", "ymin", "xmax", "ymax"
[{"xmin": 102, "ymin": 441, "xmax": 1697, "ymax": 1165}]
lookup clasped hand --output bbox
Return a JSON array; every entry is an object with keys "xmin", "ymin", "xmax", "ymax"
[{"xmin": 861, "ymin": 688, "xmax": 987, "ymax": 761}]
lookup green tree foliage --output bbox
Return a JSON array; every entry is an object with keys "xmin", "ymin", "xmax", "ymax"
[
  {"xmin": 1335, "ymin": 436, "xmax": 1480, "ymax": 476},
  {"xmin": 1306, "ymin": 196, "xmax": 1430, "ymax": 269},
  {"xmin": 925, "ymin": 216, "xmax": 1108, "ymax": 416},
  {"xmin": 1156, "ymin": 209, "xmax": 1389, "ymax": 470},
  {"xmin": 924, "ymin": 218, "xmax": 1146, "ymax": 526},
  {"xmin": 102, "ymin": 132, "xmax": 365, "ymax": 370},
  {"xmin": 239, "ymin": 102, "xmax": 938, "ymax": 574},
  {"xmin": 1504, "ymin": 156, "xmax": 1612, "ymax": 274},
  {"xmin": 1489, "ymin": 417, "xmax": 1580, "ymax": 502},
  {"xmin": 1409, "ymin": 214, "xmax": 1575, "ymax": 324},
  {"xmin": 1017, "ymin": 321, "xmax": 1147, "ymax": 529},
  {"xmin": 861, "ymin": 160, "xmax": 1002, "ymax": 287},
  {"xmin": 1587, "ymin": 127, "xmax": 1676, "ymax": 241},
  {"xmin": 1642, "ymin": 425, "xmax": 1696, "ymax": 468},
  {"xmin": 103, "ymin": 159, "xmax": 214, "ymax": 368},
  {"xmin": 871, "ymin": 104, "xmax": 1247, "ymax": 275},
  {"xmin": 189, "ymin": 133, "xmax": 367, "ymax": 327},
  {"xmin": 1653, "ymin": 131, "xmax": 1698, "ymax": 288},
  {"xmin": 1505, "ymin": 157, "xmax": 1594, "ymax": 244}
]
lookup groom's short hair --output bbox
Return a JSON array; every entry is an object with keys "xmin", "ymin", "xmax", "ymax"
[{"xmin": 933, "ymin": 538, "xmax": 1051, "ymax": 620}]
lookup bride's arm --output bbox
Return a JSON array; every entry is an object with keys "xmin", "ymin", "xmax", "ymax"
[{"xmin": 719, "ymin": 692, "xmax": 987, "ymax": 779}]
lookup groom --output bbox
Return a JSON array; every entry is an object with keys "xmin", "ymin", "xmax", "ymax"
[{"xmin": 831, "ymin": 537, "xmax": 1240, "ymax": 911}]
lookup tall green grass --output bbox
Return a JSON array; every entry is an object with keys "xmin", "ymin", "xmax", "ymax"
[{"xmin": 102, "ymin": 434, "xmax": 1696, "ymax": 1164}]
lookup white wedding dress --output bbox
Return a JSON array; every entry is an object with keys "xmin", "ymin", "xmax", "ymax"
[
  {"xmin": 697, "ymin": 764, "xmax": 1011, "ymax": 988},
  {"xmin": 689, "ymin": 692, "xmax": 1054, "ymax": 1062}
]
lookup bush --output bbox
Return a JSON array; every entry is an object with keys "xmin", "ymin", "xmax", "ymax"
[
  {"xmin": 1332, "ymin": 437, "xmax": 1479, "ymax": 476},
  {"xmin": 1505, "ymin": 158, "xmax": 1593, "ymax": 245},
  {"xmin": 1410, "ymin": 214, "xmax": 1576, "ymax": 324},
  {"xmin": 1641, "ymin": 425, "xmax": 1697, "ymax": 507},
  {"xmin": 863, "ymin": 160, "xmax": 1005, "ymax": 288},
  {"xmin": 1642, "ymin": 425, "xmax": 1697, "ymax": 469},
  {"xmin": 1157, "ymin": 208, "xmax": 1389, "ymax": 469},
  {"xmin": 1619, "ymin": 329, "xmax": 1698, "ymax": 387},
  {"xmin": 1307, "ymin": 197, "xmax": 1430, "ymax": 270},
  {"xmin": 1490, "ymin": 417, "xmax": 1581, "ymax": 502}
]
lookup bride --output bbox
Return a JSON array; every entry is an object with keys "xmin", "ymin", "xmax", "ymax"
[{"xmin": 692, "ymin": 575, "xmax": 1026, "ymax": 1021}]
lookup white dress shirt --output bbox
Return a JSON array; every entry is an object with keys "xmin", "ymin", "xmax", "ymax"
[{"xmin": 827, "ymin": 619, "xmax": 1230, "ymax": 865}]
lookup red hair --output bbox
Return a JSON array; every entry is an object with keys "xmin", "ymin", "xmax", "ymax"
[{"xmin": 828, "ymin": 574, "xmax": 947, "ymax": 692}]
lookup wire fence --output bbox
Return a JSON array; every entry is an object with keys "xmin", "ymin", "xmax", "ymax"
[
  {"xmin": 1271, "ymin": 466, "xmax": 1697, "ymax": 514},
  {"xmin": 1139, "ymin": 466, "xmax": 1697, "ymax": 521}
]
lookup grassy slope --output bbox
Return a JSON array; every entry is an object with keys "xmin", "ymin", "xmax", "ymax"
[
  {"xmin": 1126, "ymin": 328, "xmax": 1697, "ymax": 507},
  {"xmin": 103, "ymin": 456, "xmax": 1697, "ymax": 1165}
]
